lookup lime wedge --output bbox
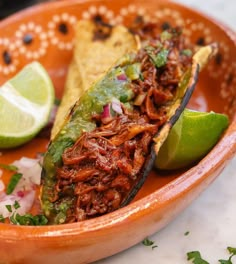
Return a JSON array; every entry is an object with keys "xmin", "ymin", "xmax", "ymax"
[
  {"xmin": 0, "ymin": 62, "xmax": 55, "ymax": 148},
  {"xmin": 155, "ymin": 109, "xmax": 229, "ymax": 170}
]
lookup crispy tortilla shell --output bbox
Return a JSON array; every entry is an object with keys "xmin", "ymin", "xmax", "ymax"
[{"xmin": 51, "ymin": 20, "xmax": 138, "ymax": 139}]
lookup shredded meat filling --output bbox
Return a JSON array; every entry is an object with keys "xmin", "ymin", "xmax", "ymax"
[{"xmin": 58, "ymin": 114, "xmax": 158, "ymax": 221}]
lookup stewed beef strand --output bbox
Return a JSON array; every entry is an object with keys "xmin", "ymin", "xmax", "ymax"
[
  {"xmin": 53, "ymin": 28, "xmax": 193, "ymax": 222},
  {"xmin": 58, "ymin": 114, "xmax": 158, "ymax": 221}
]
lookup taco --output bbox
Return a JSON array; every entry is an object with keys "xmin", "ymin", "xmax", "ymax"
[{"xmin": 41, "ymin": 25, "xmax": 217, "ymax": 224}]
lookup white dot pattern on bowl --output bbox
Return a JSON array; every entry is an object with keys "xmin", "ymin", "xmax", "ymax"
[
  {"xmin": 207, "ymin": 41, "xmax": 230, "ymax": 78},
  {"xmin": 0, "ymin": 4, "xmax": 234, "ymax": 110},
  {"xmin": 82, "ymin": 5, "xmax": 115, "ymax": 24},
  {"xmin": 154, "ymin": 8, "xmax": 184, "ymax": 27},
  {"xmin": 0, "ymin": 38, "xmax": 18, "ymax": 75},
  {"xmin": 14, "ymin": 22, "xmax": 48, "ymax": 59},
  {"xmin": 47, "ymin": 13, "xmax": 77, "ymax": 50}
]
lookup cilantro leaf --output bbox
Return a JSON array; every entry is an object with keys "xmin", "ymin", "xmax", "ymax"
[
  {"xmin": 142, "ymin": 238, "xmax": 154, "ymax": 246},
  {"xmin": 155, "ymin": 49, "xmax": 169, "ymax": 67},
  {"xmin": 187, "ymin": 251, "xmax": 209, "ymax": 264},
  {"xmin": 228, "ymin": 247, "xmax": 236, "ymax": 255},
  {"xmin": 13, "ymin": 200, "xmax": 20, "ymax": 210},
  {"xmin": 0, "ymin": 214, "xmax": 5, "ymax": 223},
  {"xmin": 6, "ymin": 173, "xmax": 22, "ymax": 195},
  {"xmin": 5, "ymin": 204, "xmax": 12, "ymax": 213},
  {"xmin": 145, "ymin": 46, "xmax": 169, "ymax": 68},
  {"xmin": 219, "ymin": 247, "xmax": 236, "ymax": 264},
  {"xmin": 10, "ymin": 213, "xmax": 48, "ymax": 226},
  {"xmin": 142, "ymin": 237, "xmax": 158, "ymax": 249},
  {"xmin": 49, "ymin": 137, "xmax": 74, "ymax": 164},
  {"xmin": 218, "ymin": 260, "xmax": 232, "ymax": 264},
  {"xmin": 0, "ymin": 163, "xmax": 18, "ymax": 171}
]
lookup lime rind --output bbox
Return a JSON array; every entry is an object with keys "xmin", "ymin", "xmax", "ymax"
[
  {"xmin": 155, "ymin": 112, "xmax": 183, "ymax": 169},
  {"xmin": 0, "ymin": 62, "xmax": 55, "ymax": 149},
  {"xmin": 155, "ymin": 109, "xmax": 229, "ymax": 170}
]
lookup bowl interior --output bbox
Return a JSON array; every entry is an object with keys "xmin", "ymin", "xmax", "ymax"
[{"xmin": 0, "ymin": 0, "xmax": 235, "ymax": 228}]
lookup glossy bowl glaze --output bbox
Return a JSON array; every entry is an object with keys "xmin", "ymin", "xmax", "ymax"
[{"xmin": 0, "ymin": 0, "xmax": 235, "ymax": 263}]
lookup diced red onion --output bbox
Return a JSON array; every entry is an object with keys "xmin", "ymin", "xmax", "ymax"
[
  {"xmin": 117, "ymin": 73, "xmax": 127, "ymax": 81},
  {"xmin": 15, "ymin": 190, "xmax": 35, "ymax": 217},
  {"xmin": 0, "ymin": 190, "xmax": 35, "ymax": 218},
  {"xmin": 101, "ymin": 104, "xmax": 113, "ymax": 124},
  {"xmin": 0, "ymin": 157, "xmax": 41, "ymax": 220},
  {"xmin": 111, "ymin": 98, "xmax": 123, "ymax": 114},
  {"xmin": 0, "ymin": 193, "xmax": 16, "ymax": 218},
  {"xmin": 17, "ymin": 190, "xmax": 24, "ymax": 198},
  {"xmin": 101, "ymin": 99, "xmax": 123, "ymax": 124},
  {"xmin": 11, "ymin": 157, "xmax": 42, "ymax": 187}
]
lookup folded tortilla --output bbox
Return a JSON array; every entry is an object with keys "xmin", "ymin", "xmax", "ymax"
[{"xmin": 51, "ymin": 20, "xmax": 138, "ymax": 139}]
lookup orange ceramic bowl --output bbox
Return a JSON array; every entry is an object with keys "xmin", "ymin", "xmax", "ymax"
[{"xmin": 0, "ymin": 0, "xmax": 235, "ymax": 263}]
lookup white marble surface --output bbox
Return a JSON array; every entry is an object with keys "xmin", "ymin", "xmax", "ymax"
[{"xmin": 96, "ymin": 1, "xmax": 236, "ymax": 264}]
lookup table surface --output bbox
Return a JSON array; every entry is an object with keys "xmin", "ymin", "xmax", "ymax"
[{"xmin": 95, "ymin": 0, "xmax": 236, "ymax": 263}]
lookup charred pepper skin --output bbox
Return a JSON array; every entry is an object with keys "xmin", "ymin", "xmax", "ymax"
[{"xmin": 41, "ymin": 30, "xmax": 201, "ymax": 224}]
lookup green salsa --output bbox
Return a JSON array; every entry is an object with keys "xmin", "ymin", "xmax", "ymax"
[{"xmin": 42, "ymin": 56, "xmax": 137, "ymax": 220}]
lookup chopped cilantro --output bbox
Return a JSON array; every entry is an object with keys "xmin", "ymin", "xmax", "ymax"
[
  {"xmin": 155, "ymin": 49, "xmax": 169, "ymax": 68},
  {"xmin": 142, "ymin": 237, "xmax": 158, "ymax": 249},
  {"xmin": 0, "ymin": 163, "xmax": 18, "ymax": 171},
  {"xmin": 218, "ymin": 247, "xmax": 236, "ymax": 264},
  {"xmin": 187, "ymin": 251, "xmax": 209, "ymax": 264},
  {"xmin": 10, "ymin": 213, "xmax": 48, "ymax": 226},
  {"xmin": 0, "ymin": 214, "xmax": 5, "ymax": 223},
  {"xmin": 119, "ymin": 94, "xmax": 128, "ymax": 102},
  {"xmin": 5, "ymin": 204, "xmax": 12, "ymax": 213},
  {"xmin": 49, "ymin": 137, "xmax": 74, "ymax": 164},
  {"xmin": 13, "ymin": 200, "xmax": 20, "ymax": 210},
  {"xmin": 118, "ymin": 89, "xmax": 134, "ymax": 103},
  {"xmin": 142, "ymin": 238, "xmax": 154, "ymax": 246},
  {"xmin": 228, "ymin": 247, "xmax": 236, "ymax": 255},
  {"xmin": 219, "ymin": 260, "xmax": 232, "ymax": 264},
  {"xmin": 187, "ymin": 247, "xmax": 236, "ymax": 264},
  {"xmin": 145, "ymin": 46, "xmax": 169, "ymax": 68},
  {"xmin": 6, "ymin": 173, "xmax": 23, "ymax": 195}
]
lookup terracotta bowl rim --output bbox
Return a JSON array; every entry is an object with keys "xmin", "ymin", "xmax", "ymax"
[{"xmin": 0, "ymin": 0, "xmax": 235, "ymax": 239}]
